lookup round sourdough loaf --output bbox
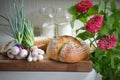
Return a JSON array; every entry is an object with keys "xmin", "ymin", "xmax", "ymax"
[{"xmin": 46, "ymin": 35, "xmax": 89, "ymax": 63}]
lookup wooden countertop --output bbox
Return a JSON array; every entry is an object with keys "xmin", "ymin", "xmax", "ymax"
[{"xmin": 0, "ymin": 55, "xmax": 93, "ymax": 72}]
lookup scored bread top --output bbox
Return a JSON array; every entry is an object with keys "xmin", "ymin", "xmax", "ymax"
[
  {"xmin": 59, "ymin": 41, "xmax": 89, "ymax": 63},
  {"xmin": 46, "ymin": 35, "xmax": 89, "ymax": 63}
]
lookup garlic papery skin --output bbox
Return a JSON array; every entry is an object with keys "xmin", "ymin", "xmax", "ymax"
[
  {"xmin": 32, "ymin": 57, "xmax": 37, "ymax": 62},
  {"xmin": 15, "ymin": 55, "xmax": 22, "ymax": 59},
  {"xmin": 37, "ymin": 55, "xmax": 44, "ymax": 60},
  {"xmin": 19, "ymin": 49, "xmax": 28, "ymax": 58},
  {"xmin": 27, "ymin": 52, "xmax": 33, "ymax": 62},
  {"xmin": 31, "ymin": 50, "xmax": 38, "ymax": 57},
  {"xmin": 27, "ymin": 56, "xmax": 33, "ymax": 62},
  {"xmin": 10, "ymin": 46, "xmax": 20, "ymax": 55},
  {"xmin": 7, "ymin": 50, "xmax": 15, "ymax": 59},
  {"xmin": 38, "ymin": 49, "xmax": 45, "ymax": 55}
]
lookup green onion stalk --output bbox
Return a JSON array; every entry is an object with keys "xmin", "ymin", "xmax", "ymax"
[
  {"xmin": 22, "ymin": 19, "xmax": 45, "ymax": 62},
  {"xmin": 0, "ymin": 1, "xmax": 28, "ymax": 59},
  {"xmin": 22, "ymin": 19, "xmax": 34, "ymax": 49}
]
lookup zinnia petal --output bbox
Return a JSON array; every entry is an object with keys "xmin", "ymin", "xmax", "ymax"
[
  {"xmin": 76, "ymin": 0, "xmax": 93, "ymax": 13},
  {"xmin": 97, "ymin": 34, "xmax": 117, "ymax": 50},
  {"xmin": 85, "ymin": 14, "xmax": 104, "ymax": 33}
]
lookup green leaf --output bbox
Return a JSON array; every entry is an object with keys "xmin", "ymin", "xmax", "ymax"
[
  {"xmin": 112, "ymin": 20, "xmax": 119, "ymax": 31},
  {"xmin": 113, "ymin": 9, "xmax": 120, "ymax": 23},
  {"xmin": 87, "ymin": 5, "xmax": 98, "ymax": 15},
  {"xmin": 79, "ymin": 15, "xmax": 87, "ymax": 23},
  {"xmin": 98, "ymin": 23, "xmax": 109, "ymax": 36},
  {"xmin": 68, "ymin": 5, "xmax": 77, "ymax": 15},
  {"xmin": 106, "ymin": 15, "xmax": 115, "ymax": 28},
  {"xmin": 110, "ymin": 0, "xmax": 116, "ymax": 12},
  {"xmin": 111, "ymin": 54, "xmax": 115, "ymax": 69},
  {"xmin": 76, "ymin": 31, "xmax": 94, "ymax": 40},
  {"xmin": 77, "ymin": 14, "xmax": 87, "ymax": 23},
  {"xmin": 115, "ymin": 43, "xmax": 120, "ymax": 49},
  {"xmin": 70, "ymin": 15, "xmax": 76, "ymax": 28},
  {"xmin": 94, "ymin": 62, "xmax": 102, "ymax": 73},
  {"xmin": 98, "ymin": 0, "xmax": 105, "ymax": 13},
  {"xmin": 114, "ymin": 68, "xmax": 120, "ymax": 80}
]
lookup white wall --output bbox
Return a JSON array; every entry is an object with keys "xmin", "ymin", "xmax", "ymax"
[
  {"xmin": 0, "ymin": 0, "xmax": 86, "ymax": 37},
  {"xmin": 0, "ymin": 0, "xmax": 81, "ymax": 37},
  {"xmin": 0, "ymin": 0, "xmax": 120, "ymax": 44}
]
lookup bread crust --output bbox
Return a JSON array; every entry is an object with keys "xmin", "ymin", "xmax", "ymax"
[
  {"xmin": 34, "ymin": 37, "xmax": 52, "ymax": 50},
  {"xmin": 0, "ymin": 40, "xmax": 15, "ymax": 56},
  {"xmin": 46, "ymin": 36, "xmax": 89, "ymax": 63}
]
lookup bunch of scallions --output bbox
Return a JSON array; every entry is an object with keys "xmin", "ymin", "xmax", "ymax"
[
  {"xmin": 0, "ymin": 1, "xmax": 44, "ymax": 62},
  {"xmin": 23, "ymin": 19, "xmax": 44, "ymax": 62}
]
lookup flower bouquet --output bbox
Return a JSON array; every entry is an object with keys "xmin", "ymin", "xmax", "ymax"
[{"xmin": 68, "ymin": 0, "xmax": 120, "ymax": 80}]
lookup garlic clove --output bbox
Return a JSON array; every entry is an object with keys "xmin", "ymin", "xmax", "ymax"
[
  {"xmin": 31, "ymin": 50, "xmax": 38, "ymax": 57},
  {"xmin": 32, "ymin": 57, "xmax": 37, "ymax": 62},
  {"xmin": 27, "ymin": 56, "xmax": 33, "ymax": 62},
  {"xmin": 37, "ymin": 55, "xmax": 44, "ymax": 60},
  {"xmin": 27, "ymin": 51, "xmax": 33, "ymax": 62},
  {"xmin": 38, "ymin": 49, "xmax": 45, "ymax": 55}
]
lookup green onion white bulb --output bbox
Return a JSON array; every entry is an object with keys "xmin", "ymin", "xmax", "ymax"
[
  {"xmin": 7, "ymin": 46, "xmax": 28, "ymax": 59},
  {"xmin": 19, "ymin": 49, "xmax": 28, "ymax": 58},
  {"xmin": 10, "ymin": 46, "xmax": 20, "ymax": 55},
  {"xmin": 27, "ymin": 48, "xmax": 44, "ymax": 62}
]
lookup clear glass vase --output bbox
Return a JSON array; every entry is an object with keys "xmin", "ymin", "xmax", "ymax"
[
  {"xmin": 54, "ymin": 8, "xmax": 72, "ymax": 37},
  {"xmin": 39, "ymin": 7, "xmax": 55, "ymax": 38}
]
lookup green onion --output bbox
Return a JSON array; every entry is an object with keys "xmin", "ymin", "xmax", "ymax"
[
  {"xmin": 5, "ymin": 0, "xmax": 24, "ymax": 45},
  {"xmin": 22, "ymin": 19, "xmax": 34, "ymax": 49}
]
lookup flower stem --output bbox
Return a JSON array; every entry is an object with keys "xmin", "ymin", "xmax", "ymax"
[
  {"xmin": 110, "ymin": 52, "xmax": 115, "ymax": 69},
  {"xmin": 88, "ymin": 38, "xmax": 96, "ymax": 48}
]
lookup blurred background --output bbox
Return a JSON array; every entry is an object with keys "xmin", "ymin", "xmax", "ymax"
[
  {"xmin": 0, "ymin": 0, "xmax": 81, "ymax": 48},
  {"xmin": 0, "ymin": 0, "xmax": 120, "ymax": 47},
  {"xmin": 0, "ymin": 0, "xmax": 79, "ymax": 36}
]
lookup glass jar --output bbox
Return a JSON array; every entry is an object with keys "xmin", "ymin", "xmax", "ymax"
[
  {"xmin": 41, "ymin": 22, "xmax": 55, "ymax": 38},
  {"xmin": 39, "ymin": 7, "xmax": 55, "ymax": 38},
  {"xmin": 54, "ymin": 8, "xmax": 72, "ymax": 37},
  {"xmin": 57, "ymin": 22, "xmax": 72, "ymax": 37}
]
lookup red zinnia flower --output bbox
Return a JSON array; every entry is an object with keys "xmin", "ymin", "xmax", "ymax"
[
  {"xmin": 76, "ymin": 0, "xmax": 93, "ymax": 13},
  {"xmin": 85, "ymin": 14, "xmax": 104, "ymax": 33},
  {"xmin": 97, "ymin": 35, "xmax": 117, "ymax": 50}
]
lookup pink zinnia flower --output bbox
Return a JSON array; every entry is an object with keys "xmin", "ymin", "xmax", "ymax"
[
  {"xmin": 97, "ymin": 35, "xmax": 117, "ymax": 50},
  {"xmin": 85, "ymin": 14, "xmax": 104, "ymax": 33},
  {"xmin": 76, "ymin": 0, "xmax": 93, "ymax": 13}
]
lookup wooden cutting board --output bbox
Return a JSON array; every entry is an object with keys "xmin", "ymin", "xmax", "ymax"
[{"xmin": 0, "ymin": 55, "xmax": 93, "ymax": 72}]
